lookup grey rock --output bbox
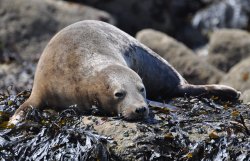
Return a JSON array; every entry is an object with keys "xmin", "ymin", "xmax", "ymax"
[
  {"xmin": 220, "ymin": 57, "xmax": 250, "ymax": 92},
  {"xmin": 0, "ymin": 62, "xmax": 35, "ymax": 94},
  {"xmin": 208, "ymin": 29, "xmax": 250, "ymax": 72},
  {"xmin": 240, "ymin": 89, "xmax": 250, "ymax": 103}
]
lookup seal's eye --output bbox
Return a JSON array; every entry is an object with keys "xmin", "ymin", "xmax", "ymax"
[
  {"xmin": 114, "ymin": 91, "xmax": 126, "ymax": 99},
  {"xmin": 139, "ymin": 87, "xmax": 145, "ymax": 93}
]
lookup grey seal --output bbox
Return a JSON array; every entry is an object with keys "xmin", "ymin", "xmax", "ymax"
[{"xmin": 9, "ymin": 20, "xmax": 240, "ymax": 124}]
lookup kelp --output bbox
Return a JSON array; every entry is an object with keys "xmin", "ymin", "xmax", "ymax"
[{"xmin": 0, "ymin": 91, "xmax": 114, "ymax": 161}]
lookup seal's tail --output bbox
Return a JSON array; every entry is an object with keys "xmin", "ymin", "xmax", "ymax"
[{"xmin": 176, "ymin": 84, "xmax": 241, "ymax": 100}]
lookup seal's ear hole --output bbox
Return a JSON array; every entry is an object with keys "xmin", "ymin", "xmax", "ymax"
[{"xmin": 114, "ymin": 91, "xmax": 126, "ymax": 99}]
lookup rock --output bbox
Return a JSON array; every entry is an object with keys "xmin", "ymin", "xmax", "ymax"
[
  {"xmin": 192, "ymin": 0, "xmax": 250, "ymax": 34},
  {"xmin": 240, "ymin": 89, "xmax": 250, "ymax": 103},
  {"xmin": 0, "ymin": 62, "xmax": 35, "ymax": 94},
  {"xmin": 82, "ymin": 117, "xmax": 140, "ymax": 160},
  {"xmin": 136, "ymin": 29, "xmax": 224, "ymax": 85},
  {"xmin": 79, "ymin": 97, "xmax": 250, "ymax": 160},
  {"xmin": 195, "ymin": 45, "xmax": 209, "ymax": 56},
  {"xmin": 208, "ymin": 29, "xmax": 250, "ymax": 72},
  {"xmin": 0, "ymin": 0, "xmax": 114, "ymax": 61},
  {"xmin": 220, "ymin": 57, "xmax": 250, "ymax": 93},
  {"xmin": 206, "ymin": 54, "xmax": 229, "ymax": 72}
]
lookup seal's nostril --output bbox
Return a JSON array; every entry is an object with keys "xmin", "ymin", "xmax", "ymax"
[{"xmin": 135, "ymin": 107, "xmax": 146, "ymax": 114}]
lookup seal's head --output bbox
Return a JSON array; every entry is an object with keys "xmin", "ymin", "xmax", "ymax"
[{"xmin": 89, "ymin": 64, "xmax": 149, "ymax": 120}]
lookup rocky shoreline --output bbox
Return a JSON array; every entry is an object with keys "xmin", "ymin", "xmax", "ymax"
[{"xmin": 0, "ymin": 91, "xmax": 249, "ymax": 160}]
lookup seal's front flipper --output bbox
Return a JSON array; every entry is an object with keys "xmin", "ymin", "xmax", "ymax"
[
  {"xmin": 8, "ymin": 111, "xmax": 25, "ymax": 125},
  {"xmin": 176, "ymin": 84, "xmax": 241, "ymax": 100},
  {"xmin": 8, "ymin": 100, "xmax": 37, "ymax": 125}
]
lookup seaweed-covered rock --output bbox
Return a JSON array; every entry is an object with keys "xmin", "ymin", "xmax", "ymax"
[
  {"xmin": 0, "ymin": 0, "xmax": 114, "ymax": 61},
  {"xmin": 136, "ymin": 29, "xmax": 224, "ymax": 85},
  {"xmin": 208, "ymin": 29, "xmax": 250, "ymax": 72},
  {"xmin": 220, "ymin": 57, "xmax": 250, "ymax": 92},
  {"xmin": 0, "ymin": 91, "xmax": 249, "ymax": 160},
  {"xmin": 0, "ymin": 91, "xmax": 114, "ymax": 160}
]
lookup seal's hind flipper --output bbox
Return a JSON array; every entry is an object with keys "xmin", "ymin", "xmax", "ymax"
[{"xmin": 176, "ymin": 84, "xmax": 240, "ymax": 100}]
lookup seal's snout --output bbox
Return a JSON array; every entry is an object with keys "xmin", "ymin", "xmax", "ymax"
[
  {"xmin": 135, "ymin": 106, "xmax": 147, "ymax": 114},
  {"xmin": 122, "ymin": 103, "xmax": 149, "ymax": 121},
  {"xmin": 133, "ymin": 103, "xmax": 149, "ymax": 119}
]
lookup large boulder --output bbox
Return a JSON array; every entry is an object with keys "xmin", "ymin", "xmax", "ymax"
[
  {"xmin": 207, "ymin": 29, "xmax": 250, "ymax": 72},
  {"xmin": 136, "ymin": 29, "xmax": 224, "ymax": 85},
  {"xmin": 220, "ymin": 57, "xmax": 250, "ymax": 92},
  {"xmin": 0, "ymin": 0, "xmax": 114, "ymax": 61}
]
